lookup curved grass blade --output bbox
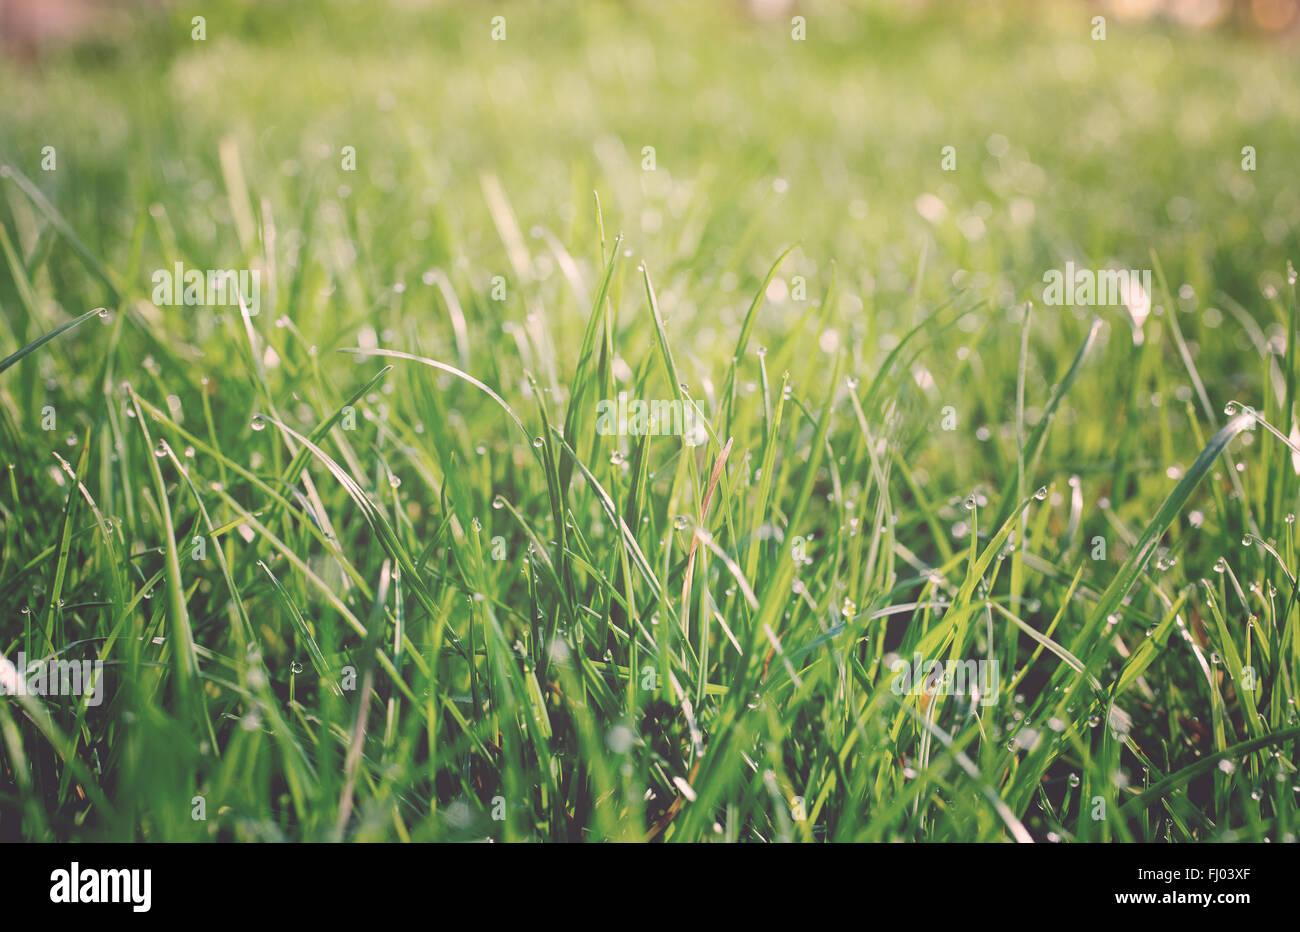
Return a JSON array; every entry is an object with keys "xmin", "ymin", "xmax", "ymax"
[
  {"xmin": 0, "ymin": 307, "xmax": 104, "ymax": 376},
  {"xmin": 1082, "ymin": 412, "xmax": 1256, "ymax": 668}
]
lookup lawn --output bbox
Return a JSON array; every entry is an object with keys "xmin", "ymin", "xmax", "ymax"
[{"xmin": 1, "ymin": 0, "xmax": 1298, "ymax": 842}]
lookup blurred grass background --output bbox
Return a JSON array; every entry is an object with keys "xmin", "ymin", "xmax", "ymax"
[
  {"xmin": 3, "ymin": 0, "xmax": 1299, "ymax": 339},
  {"xmin": 3, "ymin": 1, "xmax": 1298, "ymax": 506}
]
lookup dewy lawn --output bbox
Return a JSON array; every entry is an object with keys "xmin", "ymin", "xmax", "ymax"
[{"xmin": 0, "ymin": 0, "xmax": 1298, "ymax": 843}]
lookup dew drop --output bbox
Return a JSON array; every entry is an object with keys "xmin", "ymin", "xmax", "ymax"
[
  {"xmin": 250, "ymin": 414, "xmax": 267, "ymax": 432},
  {"xmin": 1033, "ymin": 486, "xmax": 1047, "ymax": 501}
]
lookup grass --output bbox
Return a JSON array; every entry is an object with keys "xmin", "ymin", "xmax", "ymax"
[{"xmin": 0, "ymin": 0, "xmax": 1299, "ymax": 842}]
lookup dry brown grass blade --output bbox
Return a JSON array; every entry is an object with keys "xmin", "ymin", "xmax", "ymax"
[
  {"xmin": 644, "ymin": 757, "xmax": 703, "ymax": 842},
  {"xmin": 680, "ymin": 438, "xmax": 734, "ymax": 642}
]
